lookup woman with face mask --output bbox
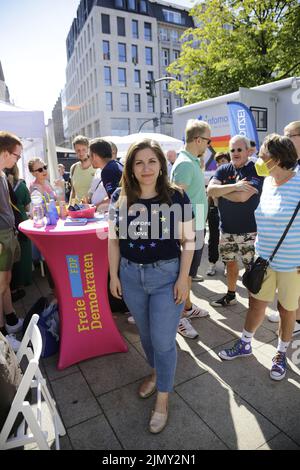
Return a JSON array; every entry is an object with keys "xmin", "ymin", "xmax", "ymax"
[{"xmin": 219, "ymin": 134, "xmax": 300, "ymax": 382}]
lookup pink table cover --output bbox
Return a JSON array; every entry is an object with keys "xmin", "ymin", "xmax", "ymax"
[{"xmin": 19, "ymin": 219, "xmax": 128, "ymax": 369}]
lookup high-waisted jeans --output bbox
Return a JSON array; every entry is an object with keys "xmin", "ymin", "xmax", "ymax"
[{"xmin": 119, "ymin": 257, "xmax": 184, "ymax": 392}]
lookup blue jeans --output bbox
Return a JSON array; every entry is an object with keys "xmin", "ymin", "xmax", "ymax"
[{"xmin": 120, "ymin": 257, "xmax": 184, "ymax": 392}]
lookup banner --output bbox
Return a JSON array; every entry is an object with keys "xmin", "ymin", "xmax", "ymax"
[{"xmin": 227, "ymin": 101, "xmax": 259, "ymax": 149}]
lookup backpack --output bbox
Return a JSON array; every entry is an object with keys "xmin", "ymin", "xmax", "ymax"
[{"xmin": 22, "ymin": 297, "xmax": 60, "ymax": 358}]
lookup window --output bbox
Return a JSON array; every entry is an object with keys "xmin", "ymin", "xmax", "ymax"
[
  {"xmin": 164, "ymin": 98, "xmax": 171, "ymax": 114},
  {"xmin": 145, "ymin": 47, "xmax": 153, "ymax": 65},
  {"xmin": 162, "ymin": 9, "xmax": 183, "ymax": 25},
  {"xmin": 94, "ymin": 120, "xmax": 100, "ymax": 136},
  {"xmin": 160, "ymin": 28, "xmax": 169, "ymax": 41},
  {"xmin": 250, "ymin": 107, "xmax": 267, "ymax": 131},
  {"xmin": 139, "ymin": 0, "xmax": 147, "ymax": 13},
  {"xmin": 134, "ymin": 94, "xmax": 141, "ymax": 112},
  {"xmin": 128, "ymin": 0, "xmax": 137, "ymax": 10},
  {"xmin": 103, "ymin": 40, "xmax": 110, "ymax": 60},
  {"xmin": 94, "ymin": 69, "xmax": 97, "ymax": 88},
  {"xmin": 148, "ymin": 71, "xmax": 154, "ymax": 82},
  {"xmin": 118, "ymin": 43, "xmax": 127, "ymax": 62},
  {"xmin": 132, "ymin": 45, "xmax": 138, "ymax": 64},
  {"xmin": 144, "ymin": 23, "xmax": 152, "ymax": 41},
  {"xmin": 105, "ymin": 92, "xmax": 113, "ymax": 111},
  {"xmin": 115, "ymin": 0, "xmax": 125, "ymax": 7},
  {"xmin": 173, "ymin": 50, "xmax": 180, "ymax": 60},
  {"xmin": 104, "ymin": 66, "xmax": 112, "ymax": 86},
  {"xmin": 101, "ymin": 14, "xmax": 110, "ymax": 34},
  {"xmin": 147, "ymin": 95, "xmax": 154, "ymax": 113},
  {"xmin": 117, "ymin": 17, "xmax": 126, "ymax": 36},
  {"xmin": 132, "ymin": 20, "xmax": 139, "ymax": 39},
  {"xmin": 134, "ymin": 69, "xmax": 141, "ymax": 87},
  {"xmin": 162, "ymin": 49, "xmax": 169, "ymax": 66},
  {"xmin": 120, "ymin": 93, "xmax": 129, "ymax": 112},
  {"xmin": 118, "ymin": 68, "xmax": 127, "ymax": 86},
  {"xmin": 111, "ymin": 118, "xmax": 130, "ymax": 136}
]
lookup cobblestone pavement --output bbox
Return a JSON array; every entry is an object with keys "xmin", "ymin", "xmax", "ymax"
[{"xmin": 13, "ymin": 244, "xmax": 300, "ymax": 450}]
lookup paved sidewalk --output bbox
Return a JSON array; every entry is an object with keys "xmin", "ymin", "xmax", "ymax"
[{"xmin": 13, "ymin": 245, "xmax": 300, "ymax": 450}]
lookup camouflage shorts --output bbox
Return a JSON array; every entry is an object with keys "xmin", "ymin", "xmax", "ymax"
[{"xmin": 219, "ymin": 232, "xmax": 256, "ymax": 265}]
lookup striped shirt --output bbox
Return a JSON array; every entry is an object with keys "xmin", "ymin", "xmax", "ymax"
[{"xmin": 255, "ymin": 171, "xmax": 300, "ymax": 272}]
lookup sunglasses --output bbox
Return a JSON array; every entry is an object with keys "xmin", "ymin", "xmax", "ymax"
[
  {"xmin": 194, "ymin": 136, "xmax": 212, "ymax": 146},
  {"xmin": 33, "ymin": 165, "xmax": 47, "ymax": 173},
  {"xmin": 230, "ymin": 148, "xmax": 244, "ymax": 153},
  {"xmin": 10, "ymin": 152, "xmax": 22, "ymax": 160}
]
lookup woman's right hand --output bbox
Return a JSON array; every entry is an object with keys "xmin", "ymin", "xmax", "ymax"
[{"xmin": 110, "ymin": 275, "xmax": 122, "ymax": 299}]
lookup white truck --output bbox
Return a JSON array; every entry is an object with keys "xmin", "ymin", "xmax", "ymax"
[{"xmin": 172, "ymin": 76, "xmax": 300, "ymax": 182}]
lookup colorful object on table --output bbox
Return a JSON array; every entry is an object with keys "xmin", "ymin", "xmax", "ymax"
[{"xmin": 67, "ymin": 204, "xmax": 96, "ymax": 219}]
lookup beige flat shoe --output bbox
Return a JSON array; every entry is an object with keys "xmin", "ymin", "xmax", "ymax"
[
  {"xmin": 149, "ymin": 408, "xmax": 168, "ymax": 434},
  {"xmin": 138, "ymin": 376, "xmax": 156, "ymax": 399}
]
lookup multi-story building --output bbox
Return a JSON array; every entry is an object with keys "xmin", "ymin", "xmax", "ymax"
[
  {"xmin": 52, "ymin": 95, "xmax": 66, "ymax": 146},
  {"xmin": 64, "ymin": 0, "xmax": 193, "ymax": 141},
  {"xmin": 0, "ymin": 61, "xmax": 11, "ymax": 103}
]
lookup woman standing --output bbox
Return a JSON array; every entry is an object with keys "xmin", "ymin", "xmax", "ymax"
[
  {"xmin": 6, "ymin": 164, "xmax": 32, "ymax": 293},
  {"xmin": 219, "ymin": 134, "xmax": 300, "ymax": 381},
  {"xmin": 28, "ymin": 158, "xmax": 56, "ymax": 200},
  {"xmin": 108, "ymin": 139, "xmax": 194, "ymax": 433}
]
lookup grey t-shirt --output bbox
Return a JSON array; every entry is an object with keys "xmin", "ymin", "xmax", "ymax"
[{"xmin": 0, "ymin": 172, "xmax": 15, "ymax": 230}]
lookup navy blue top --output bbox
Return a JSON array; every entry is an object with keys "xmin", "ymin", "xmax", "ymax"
[
  {"xmin": 213, "ymin": 161, "xmax": 264, "ymax": 234},
  {"xmin": 110, "ymin": 189, "xmax": 193, "ymax": 263},
  {"xmin": 102, "ymin": 160, "xmax": 123, "ymax": 198}
]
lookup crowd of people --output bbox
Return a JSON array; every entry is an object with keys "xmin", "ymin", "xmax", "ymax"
[{"xmin": 0, "ymin": 117, "xmax": 299, "ymax": 434}]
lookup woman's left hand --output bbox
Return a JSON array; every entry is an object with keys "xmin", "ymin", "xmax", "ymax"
[{"xmin": 174, "ymin": 276, "xmax": 189, "ymax": 305}]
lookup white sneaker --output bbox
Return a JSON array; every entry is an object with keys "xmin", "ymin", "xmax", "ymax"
[
  {"xmin": 183, "ymin": 303, "xmax": 209, "ymax": 319},
  {"xmin": 6, "ymin": 334, "xmax": 21, "ymax": 352},
  {"xmin": 267, "ymin": 312, "xmax": 280, "ymax": 323},
  {"xmin": 292, "ymin": 322, "xmax": 300, "ymax": 337},
  {"xmin": 206, "ymin": 264, "xmax": 216, "ymax": 276},
  {"xmin": 177, "ymin": 318, "xmax": 198, "ymax": 339},
  {"xmin": 5, "ymin": 317, "xmax": 24, "ymax": 334},
  {"xmin": 192, "ymin": 274, "xmax": 204, "ymax": 282}
]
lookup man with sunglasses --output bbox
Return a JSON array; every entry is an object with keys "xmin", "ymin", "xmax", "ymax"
[
  {"xmin": 208, "ymin": 135, "xmax": 264, "ymax": 308},
  {"xmin": 0, "ymin": 131, "xmax": 23, "ymax": 352},
  {"xmin": 69, "ymin": 135, "xmax": 95, "ymax": 203},
  {"xmin": 170, "ymin": 119, "xmax": 210, "ymax": 339}
]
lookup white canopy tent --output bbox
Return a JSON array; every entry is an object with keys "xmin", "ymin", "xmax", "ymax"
[
  {"xmin": 102, "ymin": 132, "xmax": 184, "ymax": 162},
  {"xmin": 0, "ymin": 100, "xmax": 46, "ymax": 184}
]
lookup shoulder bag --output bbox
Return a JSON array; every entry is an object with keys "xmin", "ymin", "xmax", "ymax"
[{"xmin": 242, "ymin": 201, "xmax": 300, "ymax": 294}]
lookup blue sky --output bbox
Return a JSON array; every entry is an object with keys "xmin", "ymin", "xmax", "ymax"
[{"xmin": 0, "ymin": 0, "xmax": 194, "ymax": 121}]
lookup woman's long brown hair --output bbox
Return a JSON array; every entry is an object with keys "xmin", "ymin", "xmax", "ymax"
[{"xmin": 118, "ymin": 138, "xmax": 180, "ymax": 208}]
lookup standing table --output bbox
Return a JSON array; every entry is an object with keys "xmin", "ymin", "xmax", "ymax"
[{"xmin": 19, "ymin": 219, "xmax": 128, "ymax": 369}]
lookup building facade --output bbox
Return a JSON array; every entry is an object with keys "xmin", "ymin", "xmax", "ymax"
[
  {"xmin": 52, "ymin": 95, "xmax": 67, "ymax": 146},
  {"xmin": 63, "ymin": 0, "xmax": 193, "ymax": 141},
  {"xmin": 0, "ymin": 61, "xmax": 11, "ymax": 103}
]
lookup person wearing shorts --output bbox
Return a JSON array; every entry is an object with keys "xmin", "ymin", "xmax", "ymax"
[
  {"xmin": 207, "ymin": 135, "xmax": 264, "ymax": 307},
  {"xmin": 171, "ymin": 119, "xmax": 210, "ymax": 339},
  {"xmin": 219, "ymin": 134, "xmax": 300, "ymax": 381},
  {"xmin": 0, "ymin": 131, "xmax": 23, "ymax": 351}
]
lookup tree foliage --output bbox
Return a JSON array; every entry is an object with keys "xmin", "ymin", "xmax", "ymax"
[{"xmin": 167, "ymin": 0, "xmax": 300, "ymax": 103}]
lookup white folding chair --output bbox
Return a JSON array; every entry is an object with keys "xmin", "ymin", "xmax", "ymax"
[{"xmin": 0, "ymin": 314, "xmax": 66, "ymax": 450}]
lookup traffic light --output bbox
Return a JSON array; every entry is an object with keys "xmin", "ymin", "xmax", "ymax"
[
  {"xmin": 145, "ymin": 80, "xmax": 155, "ymax": 97},
  {"xmin": 145, "ymin": 80, "xmax": 152, "ymax": 96}
]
